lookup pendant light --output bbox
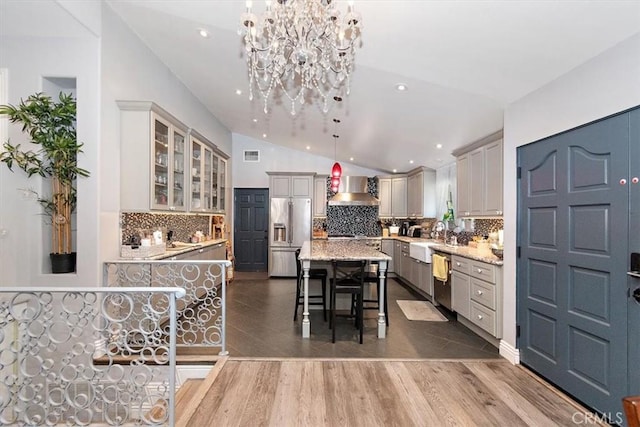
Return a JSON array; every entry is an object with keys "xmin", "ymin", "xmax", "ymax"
[{"xmin": 330, "ymin": 118, "xmax": 342, "ymax": 193}]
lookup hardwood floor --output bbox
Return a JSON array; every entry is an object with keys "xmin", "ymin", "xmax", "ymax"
[
  {"xmin": 179, "ymin": 358, "xmax": 604, "ymax": 427},
  {"xmin": 174, "ymin": 273, "xmax": 608, "ymax": 426},
  {"xmin": 222, "ymin": 272, "xmax": 500, "ymax": 359}
]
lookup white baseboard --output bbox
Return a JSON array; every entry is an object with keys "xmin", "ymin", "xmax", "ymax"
[
  {"xmin": 499, "ymin": 340, "xmax": 520, "ymax": 364},
  {"xmin": 176, "ymin": 365, "xmax": 214, "ymax": 384}
]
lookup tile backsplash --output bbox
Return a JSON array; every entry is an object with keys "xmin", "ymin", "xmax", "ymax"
[
  {"xmin": 325, "ymin": 205, "xmax": 381, "ymax": 237},
  {"xmin": 121, "ymin": 212, "xmax": 222, "ymax": 244}
]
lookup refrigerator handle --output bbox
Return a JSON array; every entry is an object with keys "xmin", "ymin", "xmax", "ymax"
[{"xmin": 288, "ymin": 199, "xmax": 293, "ymax": 244}]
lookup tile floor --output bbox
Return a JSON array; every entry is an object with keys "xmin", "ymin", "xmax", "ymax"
[{"xmin": 224, "ymin": 272, "xmax": 501, "ymax": 359}]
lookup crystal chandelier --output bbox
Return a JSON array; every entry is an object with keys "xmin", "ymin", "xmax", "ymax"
[{"xmin": 240, "ymin": 0, "xmax": 362, "ymax": 115}]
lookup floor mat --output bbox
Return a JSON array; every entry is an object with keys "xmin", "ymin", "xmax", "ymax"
[{"xmin": 396, "ymin": 300, "xmax": 448, "ymax": 321}]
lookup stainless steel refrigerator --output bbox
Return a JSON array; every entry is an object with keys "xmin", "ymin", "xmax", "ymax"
[{"xmin": 269, "ymin": 197, "xmax": 311, "ymax": 277}]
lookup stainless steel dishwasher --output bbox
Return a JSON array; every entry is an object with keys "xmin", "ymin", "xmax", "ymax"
[{"xmin": 432, "ymin": 251, "xmax": 452, "ymax": 310}]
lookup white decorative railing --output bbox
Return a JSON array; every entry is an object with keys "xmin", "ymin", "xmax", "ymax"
[
  {"xmin": 103, "ymin": 260, "xmax": 231, "ymax": 355},
  {"xmin": 0, "ymin": 287, "xmax": 185, "ymax": 426}
]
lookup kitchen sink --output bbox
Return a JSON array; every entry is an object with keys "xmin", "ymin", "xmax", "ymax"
[{"xmin": 409, "ymin": 241, "xmax": 438, "ymax": 263}]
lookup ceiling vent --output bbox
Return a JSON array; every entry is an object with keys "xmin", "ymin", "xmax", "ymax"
[{"xmin": 243, "ymin": 150, "xmax": 260, "ymax": 162}]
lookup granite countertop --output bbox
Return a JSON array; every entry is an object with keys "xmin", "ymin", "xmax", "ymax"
[
  {"xmin": 126, "ymin": 238, "xmax": 227, "ymax": 260},
  {"xmin": 299, "ymin": 240, "xmax": 392, "ymax": 262},
  {"xmin": 382, "ymin": 235, "xmax": 503, "ymax": 266}
]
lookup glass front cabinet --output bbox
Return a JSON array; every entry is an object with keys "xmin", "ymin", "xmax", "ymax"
[
  {"xmin": 118, "ymin": 101, "xmax": 227, "ymax": 213},
  {"xmin": 118, "ymin": 101, "xmax": 188, "ymax": 212},
  {"xmin": 188, "ymin": 130, "xmax": 228, "ymax": 213},
  {"xmin": 152, "ymin": 115, "xmax": 187, "ymax": 211}
]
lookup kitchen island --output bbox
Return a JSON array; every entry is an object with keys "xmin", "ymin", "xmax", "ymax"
[{"xmin": 298, "ymin": 240, "xmax": 392, "ymax": 339}]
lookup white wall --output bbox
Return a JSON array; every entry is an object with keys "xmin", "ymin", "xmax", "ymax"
[
  {"xmin": 232, "ymin": 133, "xmax": 384, "ymax": 188},
  {"xmin": 501, "ymin": 33, "xmax": 640, "ymax": 359},
  {"xmin": 99, "ymin": 3, "xmax": 232, "ymax": 262},
  {"xmin": 0, "ymin": 35, "xmax": 101, "ymax": 286}
]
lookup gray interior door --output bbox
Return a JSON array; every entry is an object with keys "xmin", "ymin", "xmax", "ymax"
[
  {"xmin": 234, "ymin": 188, "xmax": 268, "ymax": 272},
  {"xmin": 518, "ymin": 108, "xmax": 639, "ymax": 421}
]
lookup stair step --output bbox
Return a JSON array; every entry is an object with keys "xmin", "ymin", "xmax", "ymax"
[{"xmin": 147, "ymin": 378, "xmax": 204, "ymax": 422}]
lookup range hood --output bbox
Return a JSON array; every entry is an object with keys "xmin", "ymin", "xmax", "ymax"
[{"xmin": 328, "ymin": 176, "xmax": 379, "ymax": 206}]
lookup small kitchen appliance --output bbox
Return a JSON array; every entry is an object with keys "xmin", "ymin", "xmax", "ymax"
[{"xmin": 408, "ymin": 226, "xmax": 421, "ymax": 238}]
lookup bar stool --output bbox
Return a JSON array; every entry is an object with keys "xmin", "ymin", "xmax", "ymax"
[
  {"xmin": 330, "ymin": 259, "xmax": 366, "ymax": 344},
  {"xmin": 359, "ymin": 261, "xmax": 389, "ymax": 326},
  {"xmin": 294, "ymin": 248, "xmax": 327, "ymax": 322}
]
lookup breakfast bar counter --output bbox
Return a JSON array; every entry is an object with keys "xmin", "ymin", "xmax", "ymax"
[{"xmin": 298, "ymin": 240, "xmax": 392, "ymax": 339}]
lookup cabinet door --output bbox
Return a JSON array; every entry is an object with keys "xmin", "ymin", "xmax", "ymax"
[
  {"xmin": 393, "ymin": 241, "xmax": 403, "ymax": 277},
  {"xmin": 451, "ymin": 270, "xmax": 470, "ymax": 318},
  {"xmin": 407, "ymin": 173, "xmax": 419, "ymax": 217},
  {"xmin": 202, "ymin": 145, "xmax": 213, "ymax": 211},
  {"xmin": 190, "ymin": 139, "xmax": 204, "ymax": 211},
  {"xmin": 391, "ymin": 177, "xmax": 407, "ymax": 217},
  {"xmin": 271, "ymin": 176, "xmax": 290, "ymax": 197},
  {"xmin": 313, "ymin": 176, "xmax": 327, "ymax": 217},
  {"xmin": 469, "ymin": 148, "xmax": 484, "ymax": 216},
  {"xmin": 171, "ymin": 128, "xmax": 186, "ymax": 211},
  {"xmin": 152, "ymin": 116, "xmax": 171, "ymax": 210},
  {"xmin": 381, "ymin": 240, "xmax": 394, "ymax": 273},
  {"xmin": 218, "ymin": 158, "xmax": 227, "ymax": 213},
  {"xmin": 292, "ymin": 176, "xmax": 312, "ymax": 197},
  {"xmin": 419, "ymin": 262, "xmax": 433, "ymax": 296},
  {"xmin": 456, "ymin": 154, "xmax": 470, "ymax": 217},
  {"xmin": 211, "ymin": 152, "xmax": 219, "ymax": 211},
  {"xmin": 378, "ymin": 178, "xmax": 392, "ymax": 217},
  {"xmin": 400, "ymin": 251, "xmax": 411, "ymax": 281},
  {"xmin": 483, "ymin": 140, "xmax": 503, "ymax": 215}
]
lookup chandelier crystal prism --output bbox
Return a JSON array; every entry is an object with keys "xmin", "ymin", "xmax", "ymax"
[{"xmin": 240, "ymin": 0, "xmax": 362, "ymax": 115}]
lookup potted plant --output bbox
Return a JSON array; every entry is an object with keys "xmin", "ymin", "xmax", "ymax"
[{"xmin": 0, "ymin": 92, "xmax": 90, "ymax": 273}]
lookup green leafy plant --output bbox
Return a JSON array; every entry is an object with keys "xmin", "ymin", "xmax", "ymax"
[{"xmin": 0, "ymin": 92, "xmax": 90, "ymax": 255}]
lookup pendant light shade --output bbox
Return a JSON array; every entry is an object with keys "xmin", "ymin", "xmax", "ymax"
[
  {"xmin": 331, "ymin": 162, "xmax": 342, "ymax": 178},
  {"xmin": 330, "ymin": 176, "xmax": 340, "ymax": 193}
]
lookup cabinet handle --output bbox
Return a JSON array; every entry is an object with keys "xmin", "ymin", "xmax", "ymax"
[
  {"xmin": 456, "ymin": 262, "xmax": 461, "ymax": 267},
  {"xmin": 477, "ymin": 290, "xmax": 483, "ymax": 295},
  {"xmin": 477, "ymin": 269, "xmax": 483, "ymax": 273},
  {"xmin": 477, "ymin": 315, "xmax": 483, "ymax": 320}
]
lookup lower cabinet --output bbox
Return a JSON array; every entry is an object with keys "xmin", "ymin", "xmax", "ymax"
[
  {"xmin": 381, "ymin": 239, "xmax": 395, "ymax": 273},
  {"xmin": 451, "ymin": 270, "xmax": 470, "ymax": 319},
  {"xmin": 391, "ymin": 239, "xmax": 433, "ymax": 298},
  {"xmin": 451, "ymin": 255, "xmax": 502, "ymax": 339},
  {"xmin": 393, "ymin": 240, "xmax": 404, "ymax": 278}
]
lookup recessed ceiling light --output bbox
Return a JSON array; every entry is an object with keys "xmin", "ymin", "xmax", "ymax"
[
  {"xmin": 395, "ymin": 83, "xmax": 408, "ymax": 91},
  {"xmin": 252, "ymin": 118, "xmax": 258, "ymax": 123},
  {"xmin": 436, "ymin": 143, "xmax": 443, "ymax": 149},
  {"xmin": 262, "ymin": 133, "xmax": 267, "ymax": 138},
  {"xmin": 409, "ymin": 160, "xmax": 414, "ymax": 164},
  {"xmin": 393, "ymin": 169, "xmax": 397, "ymax": 173},
  {"xmin": 198, "ymin": 29, "xmax": 210, "ymax": 38},
  {"xmin": 349, "ymin": 157, "xmax": 354, "ymax": 161},
  {"xmin": 235, "ymin": 89, "xmax": 242, "ymax": 95},
  {"xmin": 306, "ymin": 146, "xmax": 311, "ymax": 150}
]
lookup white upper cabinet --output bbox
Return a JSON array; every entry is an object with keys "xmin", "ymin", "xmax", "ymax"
[
  {"xmin": 378, "ymin": 175, "xmax": 408, "ymax": 217},
  {"xmin": 189, "ymin": 130, "xmax": 227, "ymax": 213},
  {"xmin": 454, "ymin": 133, "xmax": 503, "ymax": 217},
  {"xmin": 118, "ymin": 101, "xmax": 188, "ymax": 212},
  {"xmin": 313, "ymin": 175, "xmax": 328, "ymax": 217},
  {"xmin": 407, "ymin": 167, "xmax": 436, "ymax": 218},
  {"xmin": 118, "ymin": 101, "xmax": 228, "ymax": 213},
  {"xmin": 267, "ymin": 173, "xmax": 313, "ymax": 198}
]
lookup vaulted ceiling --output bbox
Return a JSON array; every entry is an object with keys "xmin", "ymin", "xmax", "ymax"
[{"xmin": 3, "ymin": 1, "xmax": 640, "ymax": 173}]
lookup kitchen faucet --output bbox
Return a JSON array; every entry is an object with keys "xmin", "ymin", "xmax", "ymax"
[{"xmin": 433, "ymin": 220, "xmax": 448, "ymax": 243}]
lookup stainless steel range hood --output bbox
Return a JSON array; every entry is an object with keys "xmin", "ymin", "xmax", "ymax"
[{"xmin": 328, "ymin": 176, "xmax": 379, "ymax": 206}]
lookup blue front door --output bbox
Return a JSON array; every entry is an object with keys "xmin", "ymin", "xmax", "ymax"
[{"xmin": 518, "ymin": 107, "xmax": 640, "ymax": 422}]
